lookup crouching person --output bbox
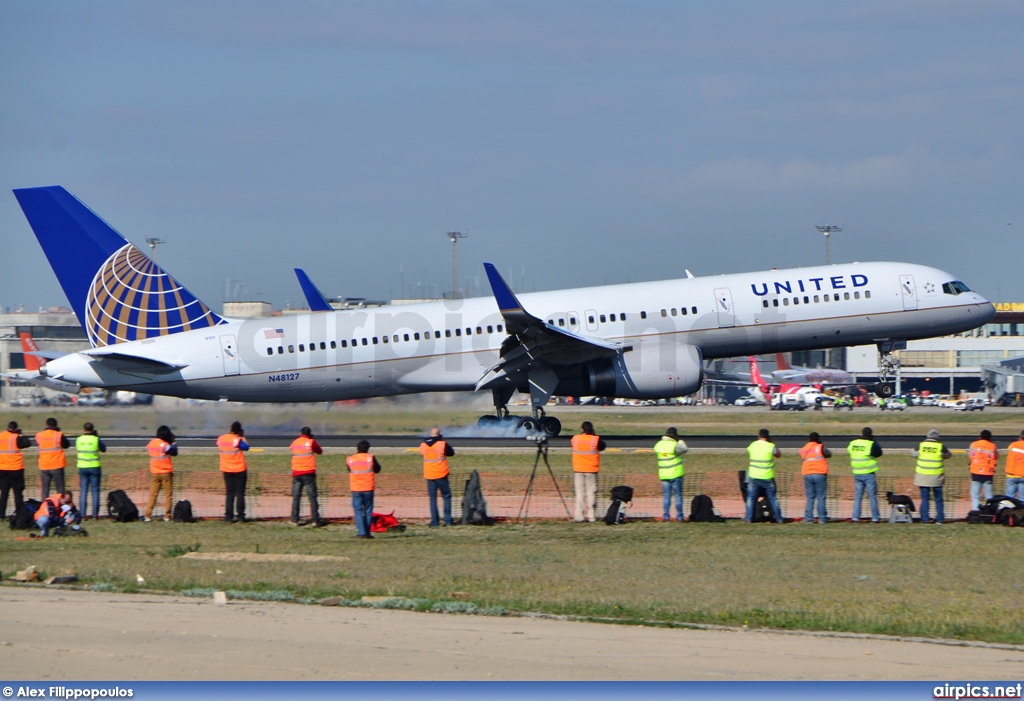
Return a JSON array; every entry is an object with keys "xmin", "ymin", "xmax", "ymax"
[{"xmin": 36, "ymin": 490, "xmax": 81, "ymax": 536}]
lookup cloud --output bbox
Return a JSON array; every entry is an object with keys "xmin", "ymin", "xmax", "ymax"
[{"xmin": 679, "ymin": 147, "xmax": 927, "ymax": 191}]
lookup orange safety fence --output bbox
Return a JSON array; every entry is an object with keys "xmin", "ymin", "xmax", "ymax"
[{"xmin": 100, "ymin": 470, "xmax": 1002, "ymax": 521}]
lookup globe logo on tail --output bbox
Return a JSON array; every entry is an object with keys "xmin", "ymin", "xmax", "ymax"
[{"xmin": 84, "ymin": 244, "xmax": 223, "ymax": 347}]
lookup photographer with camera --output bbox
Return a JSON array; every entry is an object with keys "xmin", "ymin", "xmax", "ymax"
[
  {"xmin": 0, "ymin": 421, "xmax": 32, "ymax": 520},
  {"xmin": 420, "ymin": 427, "xmax": 455, "ymax": 527},
  {"xmin": 571, "ymin": 421, "xmax": 606, "ymax": 522},
  {"xmin": 145, "ymin": 425, "xmax": 178, "ymax": 522},
  {"xmin": 218, "ymin": 421, "xmax": 250, "ymax": 522}
]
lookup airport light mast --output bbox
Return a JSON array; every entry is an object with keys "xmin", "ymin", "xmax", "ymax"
[
  {"xmin": 446, "ymin": 231, "xmax": 467, "ymax": 299},
  {"xmin": 815, "ymin": 225, "xmax": 841, "ymax": 265},
  {"xmin": 145, "ymin": 236, "xmax": 166, "ymax": 262}
]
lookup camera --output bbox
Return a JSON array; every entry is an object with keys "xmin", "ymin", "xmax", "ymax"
[{"xmin": 525, "ymin": 434, "xmax": 549, "ymax": 445}]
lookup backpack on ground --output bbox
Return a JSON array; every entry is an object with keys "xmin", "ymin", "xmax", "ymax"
[
  {"xmin": 461, "ymin": 470, "xmax": 494, "ymax": 525},
  {"xmin": 999, "ymin": 507, "xmax": 1024, "ymax": 527},
  {"xmin": 689, "ymin": 494, "xmax": 725, "ymax": 522},
  {"xmin": 751, "ymin": 495, "xmax": 776, "ymax": 523},
  {"xmin": 610, "ymin": 485, "xmax": 634, "ymax": 503},
  {"xmin": 604, "ymin": 499, "xmax": 627, "ymax": 525},
  {"xmin": 370, "ymin": 511, "xmax": 405, "ymax": 533},
  {"xmin": 107, "ymin": 489, "xmax": 139, "ymax": 522},
  {"xmin": 172, "ymin": 500, "xmax": 195, "ymax": 523},
  {"xmin": 966, "ymin": 510, "xmax": 998, "ymax": 525},
  {"xmin": 8, "ymin": 498, "xmax": 41, "ymax": 531}
]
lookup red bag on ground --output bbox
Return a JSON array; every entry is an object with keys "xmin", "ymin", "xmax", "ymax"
[{"xmin": 370, "ymin": 511, "xmax": 400, "ymax": 533}]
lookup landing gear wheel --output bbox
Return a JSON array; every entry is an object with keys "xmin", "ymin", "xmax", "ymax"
[
  {"xmin": 477, "ymin": 415, "xmax": 499, "ymax": 428},
  {"xmin": 541, "ymin": 416, "xmax": 562, "ymax": 437},
  {"xmin": 874, "ymin": 382, "xmax": 895, "ymax": 398},
  {"xmin": 518, "ymin": 417, "xmax": 539, "ymax": 432}
]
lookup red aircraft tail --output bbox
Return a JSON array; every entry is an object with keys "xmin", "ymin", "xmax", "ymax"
[{"xmin": 19, "ymin": 333, "xmax": 42, "ymax": 372}]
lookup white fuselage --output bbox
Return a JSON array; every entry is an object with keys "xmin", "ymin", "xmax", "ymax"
[{"xmin": 41, "ymin": 262, "xmax": 994, "ymax": 402}]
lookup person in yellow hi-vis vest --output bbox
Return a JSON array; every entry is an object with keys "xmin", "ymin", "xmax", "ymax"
[
  {"xmin": 653, "ymin": 427, "xmax": 687, "ymax": 522},
  {"xmin": 744, "ymin": 428, "xmax": 783, "ymax": 523},
  {"xmin": 913, "ymin": 429, "xmax": 951, "ymax": 523},
  {"xmin": 847, "ymin": 426, "xmax": 883, "ymax": 523}
]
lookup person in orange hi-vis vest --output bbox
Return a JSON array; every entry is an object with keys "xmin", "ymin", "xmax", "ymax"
[
  {"xmin": 35, "ymin": 490, "xmax": 81, "ymax": 536},
  {"xmin": 968, "ymin": 429, "xmax": 998, "ymax": 510},
  {"xmin": 1004, "ymin": 430, "xmax": 1024, "ymax": 501},
  {"xmin": 799, "ymin": 432, "xmax": 832, "ymax": 524},
  {"xmin": 34, "ymin": 417, "xmax": 70, "ymax": 499},
  {"xmin": 346, "ymin": 439, "xmax": 381, "ymax": 538},
  {"xmin": 0, "ymin": 421, "xmax": 32, "ymax": 520},
  {"xmin": 420, "ymin": 427, "xmax": 455, "ymax": 527},
  {"xmin": 144, "ymin": 425, "xmax": 178, "ymax": 522},
  {"xmin": 290, "ymin": 427, "xmax": 324, "ymax": 526},
  {"xmin": 218, "ymin": 421, "xmax": 250, "ymax": 522},
  {"xmin": 570, "ymin": 421, "xmax": 605, "ymax": 522}
]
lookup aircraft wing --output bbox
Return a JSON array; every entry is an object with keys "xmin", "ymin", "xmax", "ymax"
[
  {"xmin": 294, "ymin": 269, "xmax": 334, "ymax": 312},
  {"xmin": 478, "ymin": 263, "xmax": 629, "ymax": 399},
  {"xmin": 25, "ymin": 350, "xmax": 66, "ymax": 361}
]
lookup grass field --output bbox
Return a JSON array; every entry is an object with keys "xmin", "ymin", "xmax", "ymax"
[
  {"xmin": 5, "ymin": 400, "xmax": 1024, "ymax": 438},
  {"xmin": 4, "ymin": 402, "xmax": 1023, "ymax": 645}
]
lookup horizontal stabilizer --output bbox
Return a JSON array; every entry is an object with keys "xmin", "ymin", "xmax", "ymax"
[{"xmin": 294, "ymin": 269, "xmax": 334, "ymax": 312}]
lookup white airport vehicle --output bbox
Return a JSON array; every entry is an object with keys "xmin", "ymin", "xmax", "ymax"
[{"xmin": 14, "ymin": 186, "xmax": 996, "ymax": 435}]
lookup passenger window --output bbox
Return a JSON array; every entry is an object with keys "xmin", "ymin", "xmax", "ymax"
[
  {"xmin": 266, "ymin": 347, "xmax": 273, "ymax": 355},
  {"xmin": 621, "ymin": 313, "xmax": 627, "ymax": 320},
  {"xmin": 434, "ymin": 331, "xmax": 441, "ymax": 339},
  {"xmin": 671, "ymin": 308, "xmax": 677, "ymax": 316},
  {"xmin": 813, "ymin": 295, "xmax": 819, "ymax": 303},
  {"xmin": 299, "ymin": 344, "xmax": 305, "ymax": 352},
  {"xmin": 465, "ymin": 328, "xmax": 471, "ymax": 335},
  {"xmin": 362, "ymin": 338, "xmax": 368, "ymax": 346},
  {"xmin": 865, "ymin": 291, "xmax": 871, "ymax": 299},
  {"xmin": 446, "ymin": 330, "xmax": 452, "ymax": 338},
  {"xmin": 773, "ymin": 299, "xmax": 779, "ymax": 307},
  {"xmin": 497, "ymin": 324, "xmax": 503, "ymax": 332},
  {"xmin": 373, "ymin": 337, "xmax": 379, "ymax": 344},
  {"xmin": 321, "ymin": 342, "xmax": 326, "ymax": 350},
  {"xmin": 783, "ymin": 298, "xmax": 789, "ymax": 306},
  {"xmin": 404, "ymin": 334, "xmax": 410, "ymax": 341},
  {"xmin": 476, "ymin": 327, "xmax": 482, "ymax": 334},
  {"xmin": 803, "ymin": 296, "xmax": 809, "ymax": 304},
  {"xmin": 278, "ymin": 346, "xmax": 284, "ymax": 354},
  {"xmin": 681, "ymin": 308, "xmax": 687, "ymax": 315},
  {"xmin": 381, "ymin": 336, "xmax": 387, "ymax": 344},
  {"xmin": 454, "ymin": 329, "xmax": 461, "ymax": 337},
  {"xmin": 640, "ymin": 311, "xmax": 647, "ymax": 319},
  {"xmin": 288, "ymin": 345, "xmax": 295, "ymax": 353},
  {"xmin": 610, "ymin": 314, "xmax": 616, "ymax": 322},
  {"xmin": 339, "ymin": 340, "xmax": 345, "ymax": 348},
  {"xmin": 834, "ymin": 293, "xmax": 840, "ymax": 301},
  {"xmin": 660, "ymin": 309, "xmax": 667, "ymax": 318},
  {"xmin": 569, "ymin": 318, "xmax": 576, "ymax": 326},
  {"xmin": 588, "ymin": 316, "xmax": 595, "ymax": 324},
  {"xmin": 691, "ymin": 306, "xmax": 697, "ymax": 314},
  {"xmin": 793, "ymin": 298, "xmax": 799, "ymax": 305},
  {"xmin": 762, "ymin": 300, "xmax": 769, "ymax": 308},
  {"xmin": 414, "ymin": 333, "xmax": 420, "ymax": 340},
  {"xmin": 844, "ymin": 292, "xmax": 850, "ymax": 300},
  {"xmin": 823, "ymin": 295, "xmax": 829, "ymax": 302},
  {"xmin": 487, "ymin": 325, "xmax": 493, "ymax": 333},
  {"xmin": 853, "ymin": 291, "xmax": 860, "ymax": 300},
  {"xmin": 600, "ymin": 314, "xmax": 607, "ymax": 323}
]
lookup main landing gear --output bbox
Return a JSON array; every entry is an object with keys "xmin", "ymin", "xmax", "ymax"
[
  {"xmin": 874, "ymin": 340, "xmax": 904, "ymax": 398},
  {"xmin": 477, "ymin": 388, "xmax": 563, "ymax": 436}
]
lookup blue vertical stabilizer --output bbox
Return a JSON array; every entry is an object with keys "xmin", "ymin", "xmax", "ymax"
[
  {"xmin": 13, "ymin": 186, "xmax": 223, "ymax": 347},
  {"xmin": 294, "ymin": 268, "xmax": 334, "ymax": 312}
]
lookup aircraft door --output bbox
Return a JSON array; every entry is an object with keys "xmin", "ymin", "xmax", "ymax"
[
  {"xmin": 220, "ymin": 335, "xmax": 240, "ymax": 376},
  {"xmin": 899, "ymin": 274, "xmax": 918, "ymax": 310},
  {"xmin": 567, "ymin": 311, "xmax": 580, "ymax": 333},
  {"xmin": 585, "ymin": 309, "xmax": 598, "ymax": 332},
  {"xmin": 714, "ymin": 288, "xmax": 736, "ymax": 328}
]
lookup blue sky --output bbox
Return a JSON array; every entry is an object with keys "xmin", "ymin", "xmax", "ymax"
[{"xmin": 1, "ymin": 0, "xmax": 1021, "ymax": 311}]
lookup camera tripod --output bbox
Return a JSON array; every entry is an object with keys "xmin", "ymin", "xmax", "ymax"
[{"xmin": 516, "ymin": 439, "xmax": 572, "ymax": 523}]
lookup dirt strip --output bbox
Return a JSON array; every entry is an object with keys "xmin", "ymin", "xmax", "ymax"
[{"xmin": 1, "ymin": 588, "xmax": 1022, "ymax": 680}]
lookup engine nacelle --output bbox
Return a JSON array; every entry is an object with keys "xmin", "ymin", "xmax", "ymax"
[{"xmin": 554, "ymin": 342, "xmax": 704, "ymax": 399}]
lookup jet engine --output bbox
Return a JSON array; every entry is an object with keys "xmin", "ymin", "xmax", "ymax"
[{"xmin": 553, "ymin": 342, "xmax": 703, "ymax": 399}]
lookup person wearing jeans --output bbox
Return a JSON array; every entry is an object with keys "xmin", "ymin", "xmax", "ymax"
[
  {"xmin": 75, "ymin": 422, "xmax": 106, "ymax": 519},
  {"xmin": 799, "ymin": 432, "xmax": 831, "ymax": 523},
  {"xmin": 420, "ymin": 428, "xmax": 455, "ymax": 527},
  {"xmin": 744, "ymin": 429, "xmax": 783, "ymax": 523},
  {"xmin": 1004, "ymin": 431, "xmax": 1024, "ymax": 500},
  {"xmin": 847, "ymin": 427, "xmax": 883, "ymax": 522},
  {"xmin": 968, "ymin": 430, "xmax": 997, "ymax": 511},
  {"xmin": 347, "ymin": 439, "xmax": 381, "ymax": 538},
  {"xmin": 653, "ymin": 428, "xmax": 688, "ymax": 522},
  {"xmin": 914, "ymin": 429, "xmax": 951, "ymax": 523}
]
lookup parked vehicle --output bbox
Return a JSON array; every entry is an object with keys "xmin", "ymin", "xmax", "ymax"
[{"xmin": 953, "ymin": 398, "xmax": 986, "ymax": 412}]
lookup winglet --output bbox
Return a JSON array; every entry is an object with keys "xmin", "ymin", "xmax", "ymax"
[
  {"xmin": 294, "ymin": 269, "xmax": 334, "ymax": 312},
  {"xmin": 483, "ymin": 263, "xmax": 523, "ymax": 313}
]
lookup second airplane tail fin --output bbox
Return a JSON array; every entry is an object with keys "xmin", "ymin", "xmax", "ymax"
[
  {"xmin": 19, "ymin": 333, "xmax": 42, "ymax": 372},
  {"xmin": 13, "ymin": 186, "xmax": 223, "ymax": 348}
]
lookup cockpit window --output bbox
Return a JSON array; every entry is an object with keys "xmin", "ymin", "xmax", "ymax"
[{"xmin": 942, "ymin": 281, "xmax": 971, "ymax": 295}]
